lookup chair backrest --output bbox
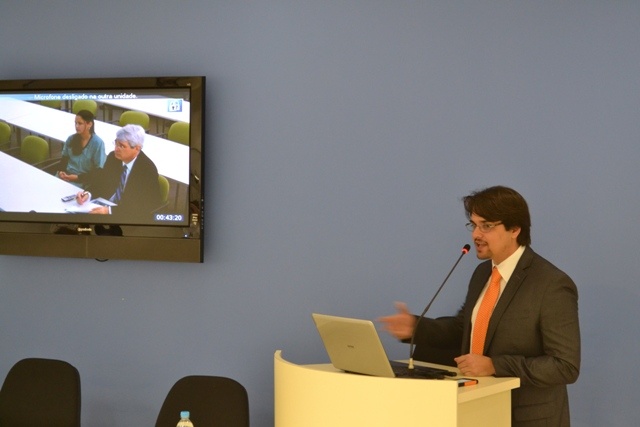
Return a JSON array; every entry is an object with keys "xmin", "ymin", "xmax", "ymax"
[
  {"xmin": 0, "ymin": 358, "xmax": 81, "ymax": 427},
  {"xmin": 39, "ymin": 100, "xmax": 63, "ymax": 109},
  {"xmin": 158, "ymin": 175, "xmax": 170, "ymax": 204},
  {"xmin": 21, "ymin": 135, "xmax": 49, "ymax": 164},
  {"xmin": 72, "ymin": 99, "xmax": 98, "ymax": 115},
  {"xmin": 168, "ymin": 121, "xmax": 190, "ymax": 145},
  {"xmin": 0, "ymin": 121, "xmax": 11, "ymax": 150},
  {"xmin": 119, "ymin": 110, "xmax": 150, "ymax": 131},
  {"xmin": 155, "ymin": 376, "xmax": 249, "ymax": 427}
]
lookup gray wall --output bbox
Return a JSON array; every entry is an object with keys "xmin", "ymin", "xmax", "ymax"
[{"xmin": 1, "ymin": 1, "xmax": 639, "ymax": 426}]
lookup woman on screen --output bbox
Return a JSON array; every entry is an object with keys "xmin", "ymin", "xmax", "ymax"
[{"xmin": 56, "ymin": 109, "xmax": 106, "ymax": 188}]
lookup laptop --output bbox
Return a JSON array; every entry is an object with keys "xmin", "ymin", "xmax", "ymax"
[{"xmin": 311, "ymin": 313, "xmax": 456, "ymax": 379}]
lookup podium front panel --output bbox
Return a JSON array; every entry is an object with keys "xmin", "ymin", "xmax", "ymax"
[
  {"xmin": 275, "ymin": 351, "xmax": 457, "ymax": 426},
  {"xmin": 274, "ymin": 350, "xmax": 518, "ymax": 427}
]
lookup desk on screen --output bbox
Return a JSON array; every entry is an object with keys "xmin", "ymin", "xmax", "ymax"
[
  {"xmin": 0, "ymin": 99, "xmax": 189, "ymax": 184},
  {"xmin": 0, "ymin": 151, "xmax": 83, "ymax": 213},
  {"xmin": 100, "ymin": 98, "xmax": 190, "ymax": 124}
]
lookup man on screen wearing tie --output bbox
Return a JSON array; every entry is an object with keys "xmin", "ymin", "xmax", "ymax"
[
  {"xmin": 379, "ymin": 186, "xmax": 580, "ymax": 427},
  {"xmin": 76, "ymin": 124, "xmax": 161, "ymax": 222}
]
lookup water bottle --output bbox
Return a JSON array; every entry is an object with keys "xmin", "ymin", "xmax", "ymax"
[{"xmin": 176, "ymin": 411, "xmax": 194, "ymax": 427}]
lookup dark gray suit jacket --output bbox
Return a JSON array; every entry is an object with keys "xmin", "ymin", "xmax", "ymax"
[
  {"xmin": 413, "ymin": 247, "xmax": 580, "ymax": 426},
  {"xmin": 78, "ymin": 151, "xmax": 161, "ymax": 224}
]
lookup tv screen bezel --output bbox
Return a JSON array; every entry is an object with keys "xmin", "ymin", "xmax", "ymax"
[{"xmin": 0, "ymin": 76, "xmax": 205, "ymax": 263}]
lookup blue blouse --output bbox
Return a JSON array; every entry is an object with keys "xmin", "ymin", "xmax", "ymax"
[{"xmin": 61, "ymin": 133, "xmax": 106, "ymax": 176}]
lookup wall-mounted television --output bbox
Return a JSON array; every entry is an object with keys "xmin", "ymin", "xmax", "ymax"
[{"xmin": 0, "ymin": 76, "xmax": 205, "ymax": 262}]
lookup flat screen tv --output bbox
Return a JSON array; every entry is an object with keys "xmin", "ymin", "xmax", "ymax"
[{"xmin": 0, "ymin": 76, "xmax": 205, "ymax": 262}]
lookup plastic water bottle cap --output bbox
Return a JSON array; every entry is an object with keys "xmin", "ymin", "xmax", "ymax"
[{"xmin": 180, "ymin": 411, "xmax": 190, "ymax": 418}]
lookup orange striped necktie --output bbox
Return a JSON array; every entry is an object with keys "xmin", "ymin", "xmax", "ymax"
[{"xmin": 471, "ymin": 267, "xmax": 502, "ymax": 355}]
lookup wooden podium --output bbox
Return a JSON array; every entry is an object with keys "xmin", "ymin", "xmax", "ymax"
[{"xmin": 274, "ymin": 350, "xmax": 519, "ymax": 427}]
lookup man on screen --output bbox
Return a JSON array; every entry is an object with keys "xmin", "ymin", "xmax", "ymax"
[
  {"xmin": 75, "ymin": 124, "xmax": 161, "ymax": 222},
  {"xmin": 379, "ymin": 186, "xmax": 580, "ymax": 426}
]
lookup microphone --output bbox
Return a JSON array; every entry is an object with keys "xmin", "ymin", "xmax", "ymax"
[{"xmin": 407, "ymin": 244, "xmax": 471, "ymax": 369}]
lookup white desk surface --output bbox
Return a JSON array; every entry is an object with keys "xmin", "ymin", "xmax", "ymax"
[
  {"xmin": 0, "ymin": 99, "xmax": 189, "ymax": 184},
  {"xmin": 100, "ymin": 98, "xmax": 190, "ymax": 123},
  {"xmin": 0, "ymin": 151, "xmax": 84, "ymax": 213},
  {"xmin": 0, "ymin": 97, "xmax": 36, "ymax": 121}
]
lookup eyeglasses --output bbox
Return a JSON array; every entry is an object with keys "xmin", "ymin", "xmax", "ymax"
[
  {"xmin": 465, "ymin": 221, "xmax": 502, "ymax": 233},
  {"xmin": 113, "ymin": 140, "xmax": 132, "ymax": 150}
]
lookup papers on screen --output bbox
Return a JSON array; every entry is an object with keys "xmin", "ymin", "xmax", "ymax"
[{"xmin": 65, "ymin": 198, "xmax": 116, "ymax": 213}]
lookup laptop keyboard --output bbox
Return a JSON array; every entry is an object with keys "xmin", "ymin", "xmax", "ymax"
[{"xmin": 390, "ymin": 361, "xmax": 457, "ymax": 380}]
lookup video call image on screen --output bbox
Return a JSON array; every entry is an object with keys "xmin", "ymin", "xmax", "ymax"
[{"xmin": 0, "ymin": 87, "xmax": 193, "ymax": 228}]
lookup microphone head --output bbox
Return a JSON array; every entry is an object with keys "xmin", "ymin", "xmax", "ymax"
[{"xmin": 462, "ymin": 244, "xmax": 471, "ymax": 254}]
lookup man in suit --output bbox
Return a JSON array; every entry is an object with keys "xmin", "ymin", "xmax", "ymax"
[
  {"xmin": 379, "ymin": 186, "xmax": 580, "ymax": 426},
  {"xmin": 75, "ymin": 124, "xmax": 161, "ymax": 223}
]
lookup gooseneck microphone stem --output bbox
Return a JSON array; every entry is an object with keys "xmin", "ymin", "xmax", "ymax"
[{"xmin": 408, "ymin": 244, "xmax": 471, "ymax": 369}]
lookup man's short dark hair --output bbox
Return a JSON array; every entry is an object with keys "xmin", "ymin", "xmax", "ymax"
[{"xmin": 463, "ymin": 186, "xmax": 531, "ymax": 246}]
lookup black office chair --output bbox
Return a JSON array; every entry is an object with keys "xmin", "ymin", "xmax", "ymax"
[
  {"xmin": 155, "ymin": 375, "xmax": 249, "ymax": 427},
  {"xmin": 0, "ymin": 357, "xmax": 81, "ymax": 427}
]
